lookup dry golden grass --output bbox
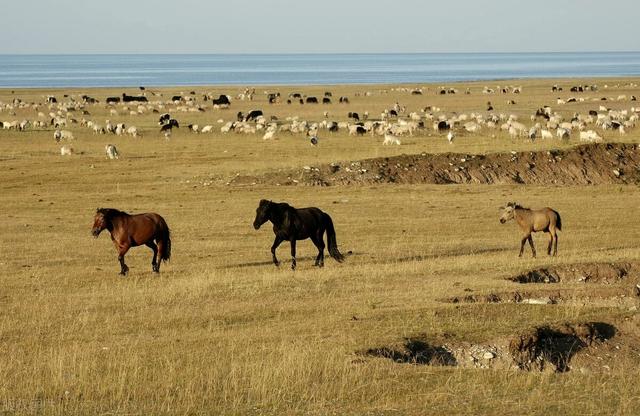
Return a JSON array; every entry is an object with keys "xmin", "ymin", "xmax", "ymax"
[{"xmin": 0, "ymin": 79, "xmax": 639, "ymax": 415}]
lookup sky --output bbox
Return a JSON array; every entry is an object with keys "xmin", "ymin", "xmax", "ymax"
[{"xmin": 1, "ymin": 0, "xmax": 638, "ymax": 54}]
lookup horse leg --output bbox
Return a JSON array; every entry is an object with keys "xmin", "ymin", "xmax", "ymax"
[
  {"xmin": 290, "ymin": 239, "xmax": 297, "ymax": 270},
  {"xmin": 519, "ymin": 235, "xmax": 528, "ymax": 257},
  {"xmin": 271, "ymin": 236, "xmax": 283, "ymax": 267},
  {"xmin": 528, "ymin": 235, "xmax": 536, "ymax": 258},
  {"xmin": 146, "ymin": 241, "xmax": 159, "ymax": 272},
  {"xmin": 117, "ymin": 245, "xmax": 130, "ymax": 276},
  {"xmin": 547, "ymin": 232, "xmax": 553, "ymax": 256},
  {"xmin": 311, "ymin": 234, "xmax": 325, "ymax": 267},
  {"xmin": 553, "ymin": 230, "xmax": 559, "ymax": 256}
]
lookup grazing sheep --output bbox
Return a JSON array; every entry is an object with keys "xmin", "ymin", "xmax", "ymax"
[
  {"xmin": 262, "ymin": 130, "xmax": 276, "ymax": 140},
  {"xmin": 348, "ymin": 124, "xmax": 367, "ymax": 136},
  {"xmin": 541, "ymin": 129, "xmax": 553, "ymax": 140},
  {"xmin": 126, "ymin": 126, "xmax": 139, "ymax": 137},
  {"xmin": 579, "ymin": 130, "xmax": 603, "ymax": 143},
  {"xmin": 556, "ymin": 128, "xmax": 571, "ymax": 139},
  {"xmin": 447, "ymin": 131, "xmax": 455, "ymax": 143},
  {"xmin": 105, "ymin": 144, "xmax": 119, "ymax": 159},
  {"xmin": 383, "ymin": 133, "xmax": 401, "ymax": 145},
  {"xmin": 115, "ymin": 123, "xmax": 126, "ymax": 135},
  {"xmin": 60, "ymin": 145, "xmax": 74, "ymax": 156},
  {"xmin": 54, "ymin": 129, "xmax": 74, "ymax": 142},
  {"xmin": 220, "ymin": 122, "xmax": 235, "ymax": 133},
  {"xmin": 201, "ymin": 125, "xmax": 214, "ymax": 133}
]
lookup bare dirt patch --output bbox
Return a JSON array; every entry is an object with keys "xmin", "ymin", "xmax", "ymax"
[
  {"xmin": 445, "ymin": 287, "xmax": 639, "ymax": 308},
  {"xmin": 361, "ymin": 321, "xmax": 629, "ymax": 373},
  {"xmin": 509, "ymin": 322, "xmax": 616, "ymax": 372},
  {"xmin": 364, "ymin": 339, "xmax": 457, "ymax": 366},
  {"xmin": 509, "ymin": 261, "xmax": 639, "ymax": 284},
  {"xmin": 232, "ymin": 143, "xmax": 640, "ymax": 187}
]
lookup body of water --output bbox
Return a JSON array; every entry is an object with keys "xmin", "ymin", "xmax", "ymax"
[{"xmin": 1, "ymin": 53, "xmax": 639, "ymax": 88}]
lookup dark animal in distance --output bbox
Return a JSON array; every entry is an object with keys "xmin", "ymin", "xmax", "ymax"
[
  {"xmin": 306, "ymin": 96, "xmax": 319, "ymax": 104},
  {"xmin": 500, "ymin": 202, "xmax": 562, "ymax": 257},
  {"xmin": 122, "ymin": 93, "xmax": 148, "ymax": 103},
  {"xmin": 92, "ymin": 208, "xmax": 171, "ymax": 275},
  {"xmin": 211, "ymin": 95, "xmax": 231, "ymax": 106},
  {"xmin": 160, "ymin": 119, "xmax": 179, "ymax": 133},
  {"xmin": 253, "ymin": 200, "xmax": 345, "ymax": 270},
  {"xmin": 238, "ymin": 110, "xmax": 263, "ymax": 122},
  {"xmin": 437, "ymin": 120, "xmax": 450, "ymax": 131}
]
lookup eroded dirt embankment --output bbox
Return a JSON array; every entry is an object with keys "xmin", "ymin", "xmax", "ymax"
[{"xmin": 231, "ymin": 143, "xmax": 640, "ymax": 186}]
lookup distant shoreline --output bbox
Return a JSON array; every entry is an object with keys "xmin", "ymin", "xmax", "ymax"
[
  {"xmin": 1, "ymin": 76, "xmax": 639, "ymax": 92},
  {"xmin": 2, "ymin": 52, "xmax": 639, "ymax": 89}
]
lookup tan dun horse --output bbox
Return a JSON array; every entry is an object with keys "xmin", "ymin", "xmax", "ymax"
[
  {"xmin": 92, "ymin": 208, "xmax": 171, "ymax": 275},
  {"xmin": 500, "ymin": 202, "xmax": 562, "ymax": 257}
]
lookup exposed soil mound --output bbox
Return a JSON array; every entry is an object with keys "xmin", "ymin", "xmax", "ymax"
[
  {"xmin": 509, "ymin": 322, "xmax": 617, "ymax": 372},
  {"xmin": 445, "ymin": 287, "xmax": 639, "ymax": 307},
  {"xmin": 234, "ymin": 143, "xmax": 640, "ymax": 186},
  {"xmin": 361, "ymin": 321, "xmax": 622, "ymax": 372},
  {"xmin": 364, "ymin": 338, "xmax": 457, "ymax": 366},
  {"xmin": 509, "ymin": 261, "xmax": 638, "ymax": 284}
]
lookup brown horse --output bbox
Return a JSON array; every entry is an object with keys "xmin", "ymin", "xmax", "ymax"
[
  {"xmin": 92, "ymin": 208, "xmax": 171, "ymax": 275},
  {"xmin": 500, "ymin": 202, "xmax": 562, "ymax": 257}
]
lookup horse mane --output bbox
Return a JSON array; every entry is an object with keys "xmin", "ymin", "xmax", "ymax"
[
  {"xmin": 96, "ymin": 208, "xmax": 128, "ymax": 222},
  {"xmin": 508, "ymin": 202, "xmax": 528, "ymax": 210}
]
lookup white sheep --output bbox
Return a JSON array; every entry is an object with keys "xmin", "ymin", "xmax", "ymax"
[
  {"xmin": 54, "ymin": 129, "xmax": 74, "ymax": 142},
  {"xmin": 60, "ymin": 145, "xmax": 74, "ymax": 156},
  {"xmin": 105, "ymin": 144, "xmax": 119, "ymax": 159},
  {"xmin": 126, "ymin": 126, "xmax": 139, "ymax": 137},
  {"xmin": 556, "ymin": 128, "xmax": 571, "ymax": 139},
  {"xmin": 383, "ymin": 133, "xmax": 401, "ymax": 145},
  {"xmin": 579, "ymin": 130, "xmax": 603, "ymax": 143},
  {"xmin": 541, "ymin": 129, "xmax": 553, "ymax": 140},
  {"xmin": 115, "ymin": 123, "xmax": 126, "ymax": 135},
  {"xmin": 262, "ymin": 130, "xmax": 276, "ymax": 140},
  {"xmin": 447, "ymin": 131, "xmax": 455, "ymax": 143}
]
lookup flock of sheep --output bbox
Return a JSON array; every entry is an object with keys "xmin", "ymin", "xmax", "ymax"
[{"xmin": 1, "ymin": 82, "xmax": 639, "ymax": 158}]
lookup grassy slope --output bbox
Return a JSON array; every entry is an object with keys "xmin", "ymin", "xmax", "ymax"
[{"xmin": 0, "ymin": 79, "xmax": 639, "ymax": 414}]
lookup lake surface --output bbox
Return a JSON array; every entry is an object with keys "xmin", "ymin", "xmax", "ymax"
[{"xmin": 1, "ymin": 53, "xmax": 639, "ymax": 88}]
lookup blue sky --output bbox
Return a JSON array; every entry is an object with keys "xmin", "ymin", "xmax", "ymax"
[{"xmin": 2, "ymin": 0, "xmax": 637, "ymax": 54}]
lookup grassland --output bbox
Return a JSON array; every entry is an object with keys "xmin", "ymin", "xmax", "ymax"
[{"xmin": 0, "ymin": 78, "xmax": 639, "ymax": 415}]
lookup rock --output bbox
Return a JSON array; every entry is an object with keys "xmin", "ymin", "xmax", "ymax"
[
  {"xmin": 521, "ymin": 298, "xmax": 553, "ymax": 305},
  {"xmin": 613, "ymin": 169, "xmax": 621, "ymax": 177},
  {"xmin": 483, "ymin": 352, "xmax": 495, "ymax": 360}
]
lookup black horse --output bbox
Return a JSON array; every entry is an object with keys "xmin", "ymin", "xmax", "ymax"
[{"xmin": 253, "ymin": 200, "xmax": 345, "ymax": 270}]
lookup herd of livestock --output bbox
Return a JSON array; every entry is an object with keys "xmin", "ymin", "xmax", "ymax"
[{"xmin": 1, "ymin": 82, "xmax": 639, "ymax": 158}]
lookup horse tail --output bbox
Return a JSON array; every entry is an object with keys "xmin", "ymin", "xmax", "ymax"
[
  {"xmin": 555, "ymin": 210, "xmax": 562, "ymax": 231},
  {"xmin": 159, "ymin": 221, "xmax": 172, "ymax": 262},
  {"xmin": 323, "ymin": 212, "xmax": 344, "ymax": 262}
]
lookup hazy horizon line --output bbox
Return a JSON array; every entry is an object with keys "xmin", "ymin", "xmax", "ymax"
[{"xmin": 2, "ymin": 51, "xmax": 640, "ymax": 56}]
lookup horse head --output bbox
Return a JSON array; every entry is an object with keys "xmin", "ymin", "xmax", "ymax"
[
  {"xmin": 253, "ymin": 200, "xmax": 272, "ymax": 230},
  {"xmin": 92, "ymin": 208, "xmax": 109, "ymax": 237},
  {"xmin": 499, "ymin": 203, "xmax": 517, "ymax": 223}
]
